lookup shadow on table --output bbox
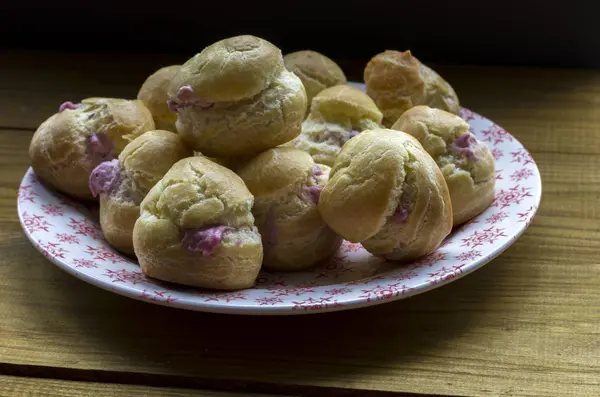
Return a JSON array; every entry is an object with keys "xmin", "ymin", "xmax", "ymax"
[{"xmin": 25, "ymin": 244, "xmax": 538, "ymax": 393}]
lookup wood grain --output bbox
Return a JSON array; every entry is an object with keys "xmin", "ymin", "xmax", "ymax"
[
  {"xmin": 1, "ymin": 51, "xmax": 600, "ymax": 397},
  {"xmin": 0, "ymin": 375, "xmax": 289, "ymax": 397}
]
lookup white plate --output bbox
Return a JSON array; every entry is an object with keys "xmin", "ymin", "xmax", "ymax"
[{"xmin": 18, "ymin": 83, "xmax": 541, "ymax": 315}]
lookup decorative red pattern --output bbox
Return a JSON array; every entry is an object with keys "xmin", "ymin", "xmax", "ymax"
[
  {"xmin": 103, "ymin": 268, "xmax": 148, "ymax": 284},
  {"xmin": 324, "ymin": 287, "xmax": 352, "ymax": 296},
  {"xmin": 460, "ymin": 108, "xmax": 477, "ymax": 122},
  {"xmin": 496, "ymin": 169, "xmax": 504, "ymax": 180},
  {"xmin": 200, "ymin": 291, "xmax": 248, "ymax": 303},
  {"xmin": 140, "ymin": 290, "xmax": 177, "ymax": 303},
  {"xmin": 486, "ymin": 211, "xmax": 509, "ymax": 225},
  {"xmin": 481, "ymin": 124, "xmax": 513, "ymax": 145},
  {"xmin": 255, "ymin": 296, "xmax": 284, "ymax": 306},
  {"xmin": 493, "ymin": 185, "xmax": 533, "ymax": 209},
  {"xmin": 344, "ymin": 275, "xmax": 385, "ymax": 286},
  {"xmin": 510, "ymin": 168, "xmax": 534, "ymax": 182},
  {"xmin": 316, "ymin": 256, "xmax": 355, "ymax": 279},
  {"xmin": 18, "ymin": 185, "xmax": 39, "ymax": 203},
  {"xmin": 292, "ymin": 297, "xmax": 343, "ymax": 311},
  {"xmin": 517, "ymin": 206, "xmax": 536, "ymax": 223},
  {"xmin": 73, "ymin": 258, "xmax": 98, "ymax": 268},
  {"xmin": 55, "ymin": 232, "xmax": 80, "ymax": 244},
  {"xmin": 511, "ymin": 148, "xmax": 535, "ymax": 165},
  {"xmin": 392, "ymin": 270, "xmax": 419, "ymax": 281},
  {"xmin": 41, "ymin": 204, "xmax": 65, "ymax": 217},
  {"xmin": 455, "ymin": 250, "xmax": 482, "ymax": 261},
  {"xmin": 68, "ymin": 218, "xmax": 103, "ymax": 239},
  {"xmin": 341, "ymin": 241, "xmax": 363, "ymax": 253},
  {"xmin": 491, "ymin": 148, "xmax": 504, "ymax": 160},
  {"xmin": 409, "ymin": 251, "xmax": 446, "ymax": 270},
  {"xmin": 27, "ymin": 173, "xmax": 39, "ymax": 184},
  {"xmin": 359, "ymin": 282, "xmax": 415, "ymax": 302},
  {"xmin": 22, "ymin": 212, "xmax": 52, "ymax": 233},
  {"xmin": 85, "ymin": 245, "xmax": 127, "ymax": 264},
  {"xmin": 428, "ymin": 264, "xmax": 467, "ymax": 285},
  {"xmin": 40, "ymin": 242, "xmax": 67, "ymax": 259},
  {"xmin": 266, "ymin": 284, "xmax": 317, "ymax": 297},
  {"xmin": 461, "ymin": 227, "xmax": 507, "ymax": 248}
]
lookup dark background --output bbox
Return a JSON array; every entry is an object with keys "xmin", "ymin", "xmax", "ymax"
[{"xmin": 0, "ymin": 1, "xmax": 598, "ymax": 68}]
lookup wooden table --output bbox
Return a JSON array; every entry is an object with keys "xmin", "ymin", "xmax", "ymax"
[{"xmin": 1, "ymin": 51, "xmax": 599, "ymax": 397}]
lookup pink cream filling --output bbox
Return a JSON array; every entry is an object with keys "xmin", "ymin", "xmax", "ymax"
[
  {"xmin": 87, "ymin": 133, "xmax": 114, "ymax": 160},
  {"xmin": 59, "ymin": 101, "xmax": 81, "ymax": 112},
  {"xmin": 182, "ymin": 225, "xmax": 230, "ymax": 256},
  {"xmin": 89, "ymin": 159, "xmax": 120, "ymax": 198},
  {"xmin": 167, "ymin": 85, "xmax": 213, "ymax": 112},
  {"xmin": 452, "ymin": 133, "xmax": 478, "ymax": 160}
]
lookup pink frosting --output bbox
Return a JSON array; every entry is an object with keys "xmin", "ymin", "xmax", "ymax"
[
  {"xmin": 392, "ymin": 207, "xmax": 409, "ymax": 223},
  {"xmin": 89, "ymin": 159, "xmax": 120, "ymax": 198},
  {"xmin": 305, "ymin": 185, "xmax": 323, "ymax": 204},
  {"xmin": 59, "ymin": 101, "xmax": 81, "ymax": 112},
  {"xmin": 87, "ymin": 133, "xmax": 114, "ymax": 160},
  {"xmin": 341, "ymin": 130, "xmax": 359, "ymax": 145},
  {"xmin": 313, "ymin": 165, "xmax": 323, "ymax": 176},
  {"xmin": 452, "ymin": 133, "xmax": 478, "ymax": 160},
  {"xmin": 167, "ymin": 85, "xmax": 213, "ymax": 113},
  {"xmin": 182, "ymin": 225, "xmax": 230, "ymax": 255}
]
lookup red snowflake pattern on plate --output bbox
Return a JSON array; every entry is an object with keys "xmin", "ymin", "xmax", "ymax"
[
  {"xmin": 428, "ymin": 264, "xmax": 467, "ymax": 285},
  {"xmin": 41, "ymin": 203, "xmax": 65, "ymax": 217},
  {"xmin": 103, "ymin": 268, "xmax": 148, "ymax": 284},
  {"xmin": 481, "ymin": 124, "xmax": 513, "ymax": 145},
  {"xmin": 68, "ymin": 218, "xmax": 103, "ymax": 240},
  {"xmin": 486, "ymin": 211, "xmax": 509, "ymax": 225},
  {"xmin": 255, "ymin": 296, "xmax": 284, "ymax": 306},
  {"xmin": 460, "ymin": 108, "xmax": 477, "ymax": 122},
  {"xmin": 266, "ymin": 283, "xmax": 317, "ymax": 297},
  {"xmin": 27, "ymin": 173, "xmax": 39, "ymax": 185},
  {"xmin": 140, "ymin": 289, "xmax": 177, "ymax": 303},
  {"xmin": 359, "ymin": 282, "xmax": 415, "ymax": 302},
  {"xmin": 85, "ymin": 245, "xmax": 128, "ymax": 264},
  {"xmin": 341, "ymin": 241, "xmax": 363, "ymax": 253},
  {"xmin": 255, "ymin": 271, "xmax": 287, "ymax": 287},
  {"xmin": 316, "ymin": 255, "xmax": 355, "ymax": 279},
  {"xmin": 409, "ymin": 251, "xmax": 447, "ymax": 270},
  {"xmin": 344, "ymin": 275, "xmax": 386, "ymax": 286},
  {"xmin": 510, "ymin": 168, "xmax": 534, "ymax": 182},
  {"xmin": 392, "ymin": 270, "xmax": 419, "ymax": 281},
  {"xmin": 461, "ymin": 227, "xmax": 507, "ymax": 248},
  {"xmin": 55, "ymin": 232, "xmax": 80, "ymax": 244},
  {"xmin": 491, "ymin": 147, "xmax": 504, "ymax": 160},
  {"xmin": 18, "ymin": 185, "xmax": 39, "ymax": 203},
  {"xmin": 511, "ymin": 148, "xmax": 535, "ymax": 165},
  {"xmin": 73, "ymin": 258, "xmax": 98, "ymax": 268},
  {"xmin": 324, "ymin": 287, "xmax": 353, "ymax": 296},
  {"xmin": 455, "ymin": 250, "xmax": 482, "ymax": 261},
  {"xmin": 517, "ymin": 206, "xmax": 536, "ymax": 223},
  {"xmin": 493, "ymin": 185, "xmax": 533, "ymax": 209},
  {"xmin": 22, "ymin": 212, "xmax": 52, "ymax": 233},
  {"xmin": 496, "ymin": 169, "xmax": 504, "ymax": 180},
  {"xmin": 199, "ymin": 291, "xmax": 248, "ymax": 303},
  {"xmin": 292, "ymin": 297, "xmax": 344, "ymax": 311},
  {"xmin": 40, "ymin": 242, "xmax": 67, "ymax": 259}
]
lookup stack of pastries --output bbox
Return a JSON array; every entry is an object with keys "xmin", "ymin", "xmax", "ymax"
[{"xmin": 28, "ymin": 34, "xmax": 496, "ymax": 291}]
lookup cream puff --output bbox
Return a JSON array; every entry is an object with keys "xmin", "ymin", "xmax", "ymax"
[
  {"xmin": 288, "ymin": 85, "xmax": 382, "ymax": 166},
  {"xmin": 318, "ymin": 128, "xmax": 452, "ymax": 261},
  {"xmin": 167, "ymin": 35, "xmax": 307, "ymax": 158},
  {"xmin": 89, "ymin": 130, "xmax": 192, "ymax": 255},
  {"xmin": 392, "ymin": 106, "xmax": 495, "ymax": 225},
  {"xmin": 283, "ymin": 50, "xmax": 347, "ymax": 107},
  {"xmin": 132, "ymin": 156, "xmax": 263, "ymax": 290},
  {"xmin": 364, "ymin": 50, "xmax": 460, "ymax": 127},
  {"xmin": 29, "ymin": 98, "xmax": 155, "ymax": 200},
  {"xmin": 236, "ymin": 147, "xmax": 341, "ymax": 271},
  {"xmin": 137, "ymin": 65, "xmax": 181, "ymax": 132}
]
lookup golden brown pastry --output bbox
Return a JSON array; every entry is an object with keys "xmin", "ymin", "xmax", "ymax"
[
  {"xmin": 132, "ymin": 156, "xmax": 263, "ymax": 290},
  {"xmin": 283, "ymin": 50, "xmax": 347, "ymax": 107},
  {"xmin": 137, "ymin": 65, "xmax": 181, "ymax": 132},
  {"xmin": 89, "ymin": 130, "xmax": 192, "ymax": 254},
  {"xmin": 167, "ymin": 35, "xmax": 307, "ymax": 158},
  {"xmin": 392, "ymin": 106, "xmax": 495, "ymax": 225},
  {"xmin": 29, "ymin": 98, "xmax": 155, "ymax": 200},
  {"xmin": 236, "ymin": 148, "xmax": 341, "ymax": 270},
  {"xmin": 364, "ymin": 50, "xmax": 460, "ymax": 127},
  {"xmin": 318, "ymin": 128, "xmax": 452, "ymax": 261},
  {"xmin": 288, "ymin": 85, "xmax": 382, "ymax": 166}
]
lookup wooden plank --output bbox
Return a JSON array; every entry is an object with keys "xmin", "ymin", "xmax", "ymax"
[
  {"xmin": 1, "ymin": 55, "xmax": 600, "ymax": 397},
  {"xmin": 0, "ymin": 375, "xmax": 288, "ymax": 397}
]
